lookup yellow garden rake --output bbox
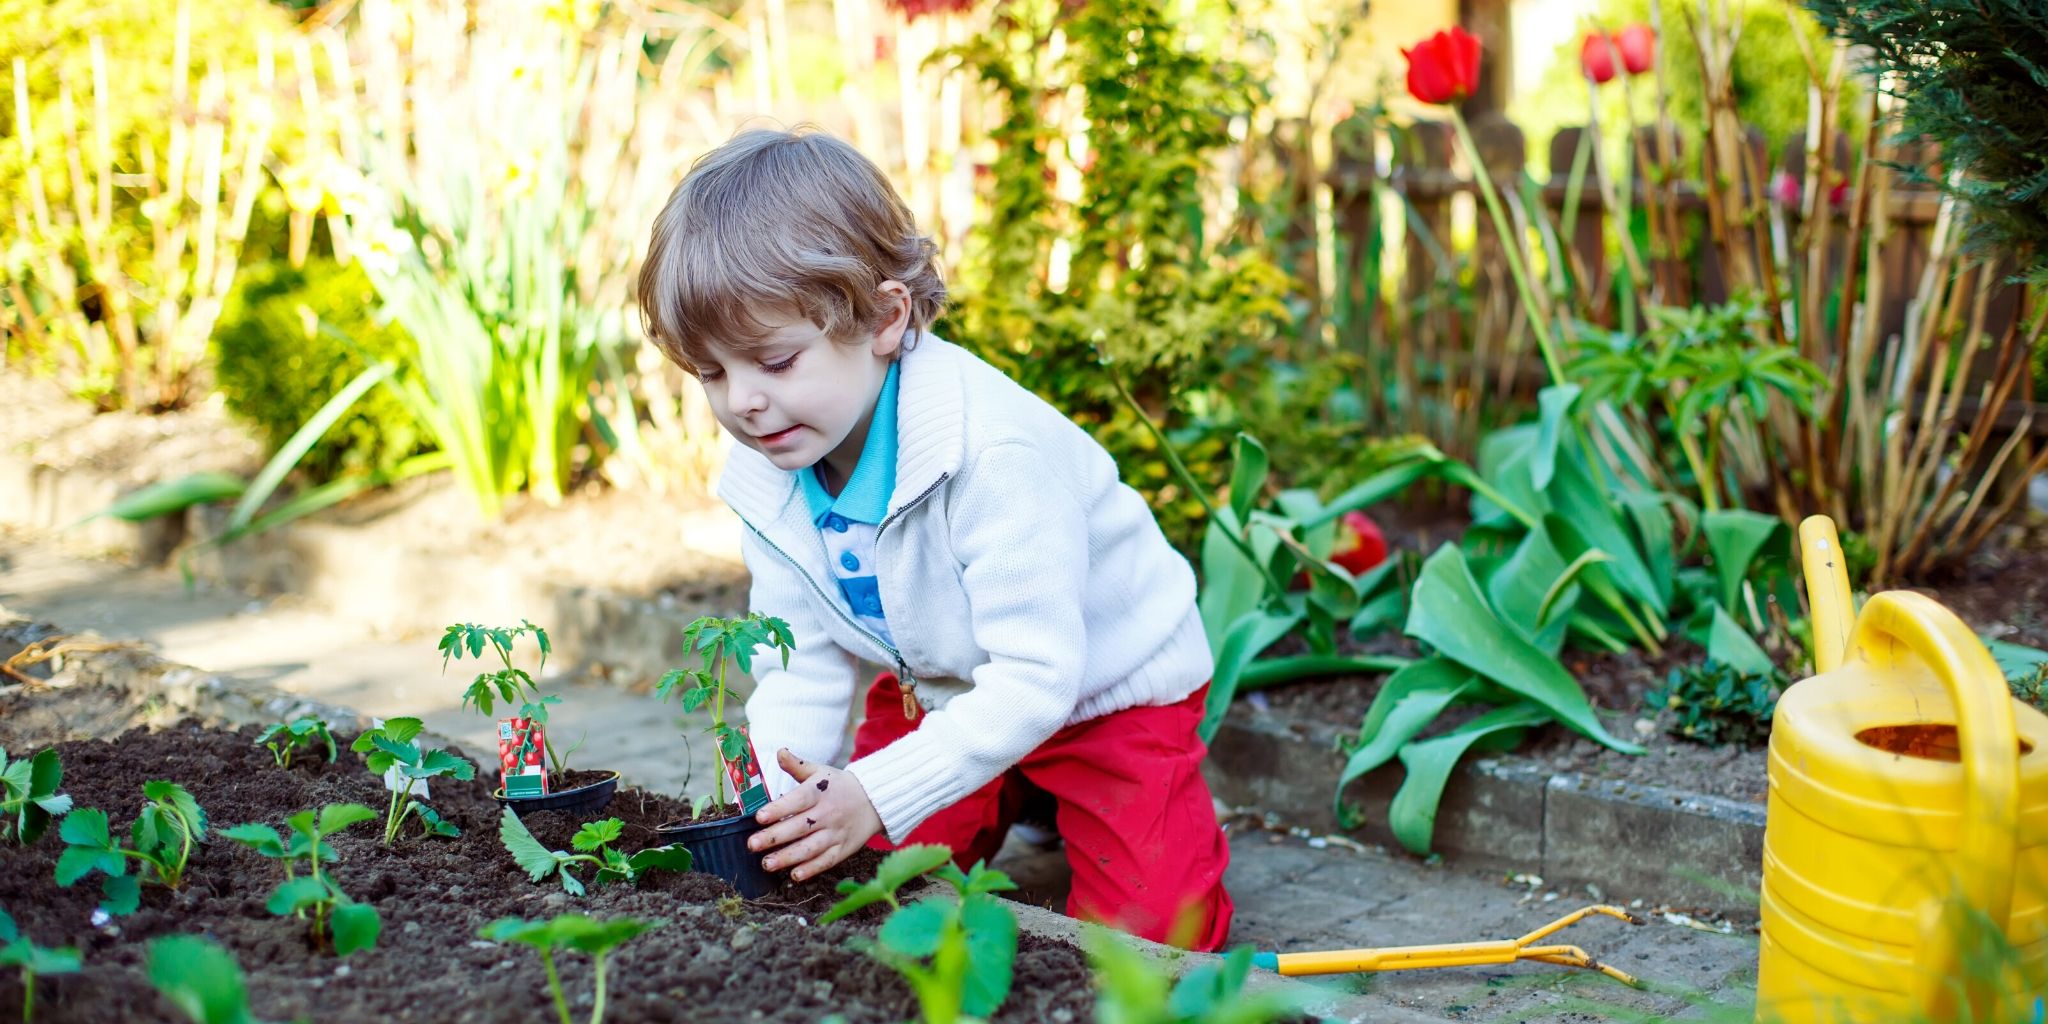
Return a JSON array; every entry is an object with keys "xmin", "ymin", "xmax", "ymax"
[{"xmin": 1252, "ymin": 904, "xmax": 1643, "ymax": 986}]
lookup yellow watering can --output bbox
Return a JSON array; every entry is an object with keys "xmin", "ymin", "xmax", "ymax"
[{"xmin": 1757, "ymin": 516, "xmax": 2048, "ymax": 1022}]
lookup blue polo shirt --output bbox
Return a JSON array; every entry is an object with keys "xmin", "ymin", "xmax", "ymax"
[{"xmin": 797, "ymin": 361, "xmax": 898, "ymax": 644}]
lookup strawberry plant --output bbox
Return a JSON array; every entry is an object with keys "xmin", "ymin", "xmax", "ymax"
[
  {"xmin": 478, "ymin": 914, "xmax": 660, "ymax": 1024},
  {"xmin": 221, "ymin": 804, "xmax": 381, "ymax": 955},
  {"xmin": 655, "ymin": 613, "xmax": 793, "ymax": 809},
  {"xmin": 820, "ymin": 845, "xmax": 1019, "ymax": 1024},
  {"xmin": 0, "ymin": 746, "xmax": 71, "ymax": 845},
  {"xmin": 146, "ymin": 935, "xmax": 270, "ymax": 1024},
  {"xmin": 55, "ymin": 781, "xmax": 208, "ymax": 916},
  {"xmin": 1083, "ymin": 925, "xmax": 1306, "ymax": 1024},
  {"xmin": 254, "ymin": 716, "xmax": 336, "ymax": 769},
  {"xmin": 497, "ymin": 809, "xmax": 692, "ymax": 896},
  {"xmin": 441, "ymin": 620, "xmax": 571, "ymax": 774},
  {"xmin": 350, "ymin": 717, "xmax": 472, "ymax": 844},
  {"xmin": 1, "ymin": 907, "xmax": 83, "ymax": 1023}
]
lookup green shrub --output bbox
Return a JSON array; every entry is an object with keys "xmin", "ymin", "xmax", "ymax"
[
  {"xmin": 1645, "ymin": 660, "xmax": 1785, "ymax": 748},
  {"xmin": 210, "ymin": 259, "xmax": 423, "ymax": 480}
]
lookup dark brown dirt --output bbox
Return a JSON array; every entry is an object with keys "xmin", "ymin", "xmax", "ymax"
[{"xmin": 0, "ymin": 688, "xmax": 1098, "ymax": 1023}]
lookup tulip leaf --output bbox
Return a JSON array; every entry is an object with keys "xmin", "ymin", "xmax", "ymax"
[
  {"xmin": 1227, "ymin": 433, "xmax": 1270, "ymax": 529},
  {"xmin": 1703, "ymin": 509, "xmax": 1784, "ymax": 613},
  {"xmin": 1706, "ymin": 606, "xmax": 1775, "ymax": 677},
  {"xmin": 1406, "ymin": 544, "xmax": 1642, "ymax": 754},
  {"xmin": 1333, "ymin": 658, "xmax": 1476, "ymax": 829},
  {"xmin": 1531, "ymin": 384, "xmax": 1581, "ymax": 491},
  {"xmin": 1389, "ymin": 702, "xmax": 1552, "ymax": 855},
  {"xmin": 1199, "ymin": 608, "xmax": 1305, "ymax": 742}
]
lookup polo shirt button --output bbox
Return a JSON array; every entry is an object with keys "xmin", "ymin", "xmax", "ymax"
[
  {"xmin": 840, "ymin": 551, "xmax": 860, "ymax": 571},
  {"xmin": 826, "ymin": 515, "xmax": 849, "ymax": 533}
]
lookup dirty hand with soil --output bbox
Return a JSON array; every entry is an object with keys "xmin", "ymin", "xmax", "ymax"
[{"xmin": 749, "ymin": 748, "xmax": 882, "ymax": 881}]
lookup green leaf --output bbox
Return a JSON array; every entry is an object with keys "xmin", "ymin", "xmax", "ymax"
[
  {"xmin": 59, "ymin": 807, "xmax": 112, "ymax": 850},
  {"xmin": 99, "ymin": 472, "xmax": 247, "ymax": 523},
  {"xmin": 1703, "ymin": 509, "xmax": 1783, "ymax": 613},
  {"xmin": 479, "ymin": 917, "xmax": 555, "ymax": 949},
  {"xmin": 1334, "ymin": 658, "xmax": 1476, "ymax": 828},
  {"xmin": 1167, "ymin": 946, "xmax": 1257, "ymax": 1018},
  {"xmin": 820, "ymin": 844, "xmax": 954, "ymax": 925},
  {"xmin": 316, "ymin": 804, "xmax": 378, "ymax": 837},
  {"xmin": 1389, "ymin": 702, "xmax": 1552, "ymax": 855},
  {"xmin": 559, "ymin": 916, "xmax": 657, "ymax": 956},
  {"xmin": 100, "ymin": 875, "xmax": 141, "ymax": 916},
  {"xmin": 0, "ymin": 907, "xmax": 14, "ymax": 942},
  {"xmin": 497, "ymin": 809, "xmax": 560, "ymax": 884},
  {"xmin": 625, "ymin": 845, "xmax": 693, "ymax": 876},
  {"xmin": 410, "ymin": 802, "xmax": 460, "ymax": 838},
  {"xmin": 1706, "ymin": 606, "xmax": 1775, "ymax": 677},
  {"xmin": 878, "ymin": 898, "xmax": 949, "ymax": 958},
  {"xmin": 1227, "ymin": 433, "xmax": 1270, "ymax": 527},
  {"xmin": 1406, "ymin": 545, "xmax": 1642, "ymax": 754},
  {"xmin": 379, "ymin": 718, "xmax": 426, "ymax": 746},
  {"xmin": 1484, "ymin": 526, "xmax": 1579, "ymax": 656},
  {"xmin": 418, "ymin": 749, "xmax": 476, "ymax": 781},
  {"xmin": 228, "ymin": 361, "xmax": 397, "ymax": 533},
  {"xmin": 1530, "ymin": 384, "xmax": 1581, "ymax": 490},
  {"xmin": 1199, "ymin": 608, "xmax": 1306, "ymax": 743},
  {"xmin": 146, "ymin": 935, "xmax": 258, "ymax": 1024},
  {"xmin": 371, "ymin": 735, "xmax": 421, "ymax": 768},
  {"xmin": 572, "ymin": 819, "xmax": 624, "ymax": 852},
  {"xmin": 1197, "ymin": 507, "xmax": 1274, "ymax": 652},
  {"xmin": 1302, "ymin": 456, "xmax": 1441, "ymax": 532},
  {"xmin": 1, "ymin": 941, "xmax": 82, "ymax": 976},
  {"xmin": 1616, "ymin": 489, "xmax": 1677, "ymax": 604},
  {"xmin": 144, "ymin": 782, "xmax": 207, "ymax": 839},
  {"xmin": 220, "ymin": 823, "xmax": 287, "ymax": 859},
  {"xmin": 55, "ymin": 845, "xmax": 123, "ymax": 886},
  {"xmin": 959, "ymin": 894, "xmax": 1019, "ymax": 1018},
  {"xmin": 27, "ymin": 749, "xmax": 64, "ymax": 801},
  {"xmin": 266, "ymin": 876, "xmax": 332, "ymax": 916},
  {"xmin": 1987, "ymin": 638, "xmax": 2048, "ymax": 680},
  {"xmin": 330, "ymin": 902, "xmax": 381, "ymax": 956}
]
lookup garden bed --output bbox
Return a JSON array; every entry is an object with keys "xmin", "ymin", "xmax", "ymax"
[{"xmin": 0, "ymin": 681, "xmax": 1098, "ymax": 1023}]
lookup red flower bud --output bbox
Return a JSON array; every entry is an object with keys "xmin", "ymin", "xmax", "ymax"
[
  {"xmin": 1329, "ymin": 511, "xmax": 1389, "ymax": 576},
  {"xmin": 1402, "ymin": 27, "xmax": 1483, "ymax": 106},
  {"xmin": 1615, "ymin": 24, "xmax": 1656, "ymax": 75},
  {"xmin": 1770, "ymin": 171, "xmax": 1800, "ymax": 208},
  {"xmin": 1580, "ymin": 32, "xmax": 1617, "ymax": 85}
]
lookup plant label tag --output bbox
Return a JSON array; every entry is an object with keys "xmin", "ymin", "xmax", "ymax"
[
  {"xmin": 498, "ymin": 718, "xmax": 550, "ymax": 796},
  {"xmin": 722, "ymin": 727, "xmax": 769, "ymax": 815}
]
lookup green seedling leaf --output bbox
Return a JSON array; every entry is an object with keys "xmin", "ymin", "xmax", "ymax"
[
  {"xmin": 877, "ymin": 898, "xmax": 948, "ymax": 958},
  {"xmin": 0, "ymin": 908, "xmax": 13, "ymax": 943},
  {"xmin": 3, "ymin": 747, "xmax": 72, "ymax": 844},
  {"xmin": 1389, "ymin": 702, "xmax": 1552, "ymax": 855},
  {"xmin": 54, "ymin": 810, "xmax": 126, "ymax": 887},
  {"xmin": 329, "ymin": 902, "xmax": 381, "ymax": 956},
  {"xmin": 498, "ymin": 809, "xmax": 586, "ymax": 896},
  {"xmin": 220, "ymin": 824, "xmax": 288, "ymax": 859},
  {"xmin": 573, "ymin": 819, "xmax": 624, "ymax": 852},
  {"xmin": 959, "ymin": 894, "xmax": 1019, "ymax": 1018},
  {"xmin": 414, "ymin": 750, "xmax": 476, "ymax": 781},
  {"xmin": 624, "ymin": 845, "xmax": 693, "ymax": 876},
  {"xmin": 1167, "ymin": 945, "xmax": 1258, "ymax": 1019},
  {"xmin": 1406, "ymin": 545, "xmax": 1642, "ymax": 754},
  {"xmin": 143, "ymin": 781, "xmax": 208, "ymax": 840},
  {"xmin": 100, "ymin": 875, "xmax": 141, "ymax": 916},
  {"xmin": 821, "ymin": 844, "xmax": 953, "ymax": 924},
  {"xmin": 265, "ymin": 877, "xmax": 332, "ymax": 916},
  {"xmin": 146, "ymin": 935, "xmax": 263, "ymax": 1024},
  {"xmin": 559, "ymin": 916, "xmax": 659, "ymax": 956},
  {"xmin": 315, "ymin": 804, "xmax": 378, "ymax": 837},
  {"xmin": 410, "ymin": 802, "xmax": 460, "ymax": 838}
]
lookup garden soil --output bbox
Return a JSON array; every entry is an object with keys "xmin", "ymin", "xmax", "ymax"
[{"xmin": 0, "ymin": 685, "xmax": 1098, "ymax": 1024}]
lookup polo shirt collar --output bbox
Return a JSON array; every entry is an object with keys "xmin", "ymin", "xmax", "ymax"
[{"xmin": 798, "ymin": 359, "xmax": 899, "ymax": 527}]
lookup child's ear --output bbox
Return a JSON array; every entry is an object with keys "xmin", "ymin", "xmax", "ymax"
[{"xmin": 872, "ymin": 280, "xmax": 912, "ymax": 357}]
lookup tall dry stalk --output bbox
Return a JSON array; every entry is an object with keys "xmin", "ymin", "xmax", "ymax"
[{"xmin": 4, "ymin": 7, "xmax": 274, "ymax": 411}]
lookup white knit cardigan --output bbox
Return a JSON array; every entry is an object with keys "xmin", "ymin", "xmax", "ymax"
[{"xmin": 715, "ymin": 335, "xmax": 1213, "ymax": 842}]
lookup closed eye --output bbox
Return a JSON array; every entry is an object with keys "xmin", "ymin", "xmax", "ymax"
[{"xmin": 763, "ymin": 353, "xmax": 798, "ymax": 374}]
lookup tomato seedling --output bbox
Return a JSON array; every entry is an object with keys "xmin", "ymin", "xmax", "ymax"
[
  {"xmin": 1, "ymin": 907, "xmax": 82, "ymax": 1024},
  {"xmin": 478, "ymin": 914, "xmax": 660, "ymax": 1024},
  {"xmin": 254, "ymin": 716, "xmax": 337, "ymax": 769},
  {"xmin": 221, "ymin": 804, "xmax": 381, "ymax": 955},
  {"xmin": 54, "ymin": 781, "xmax": 208, "ymax": 916},
  {"xmin": 440, "ymin": 620, "xmax": 573, "ymax": 774},
  {"xmin": 350, "ymin": 717, "xmax": 472, "ymax": 844},
  {"xmin": 497, "ymin": 810, "xmax": 692, "ymax": 896},
  {"xmin": 655, "ymin": 613, "xmax": 793, "ymax": 810},
  {"xmin": 0, "ymin": 746, "xmax": 71, "ymax": 845}
]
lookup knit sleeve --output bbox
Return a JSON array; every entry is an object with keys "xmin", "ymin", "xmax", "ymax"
[
  {"xmin": 736, "ymin": 525, "xmax": 860, "ymax": 800},
  {"xmin": 846, "ymin": 440, "xmax": 1088, "ymax": 842}
]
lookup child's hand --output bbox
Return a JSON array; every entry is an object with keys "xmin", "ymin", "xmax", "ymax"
[{"xmin": 748, "ymin": 748, "xmax": 882, "ymax": 882}]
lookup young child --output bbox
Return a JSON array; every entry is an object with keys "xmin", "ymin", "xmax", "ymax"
[{"xmin": 637, "ymin": 126, "xmax": 1232, "ymax": 951}]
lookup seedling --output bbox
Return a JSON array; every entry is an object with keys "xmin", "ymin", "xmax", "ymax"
[
  {"xmin": 0, "ymin": 746, "xmax": 71, "ymax": 844},
  {"xmin": 54, "ymin": 781, "xmax": 208, "ymax": 916},
  {"xmin": 254, "ymin": 716, "xmax": 337, "ymax": 769},
  {"xmin": 221, "ymin": 804, "xmax": 381, "ymax": 955},
  {"xmin": 350, "ymin": 717, "xmax": 473, "ymax": 844},
  {"xmin": 146, "ymin": 934, "xmax": 271, "ymax": 1024},
  {"xmin": 497, "ymin": 809, "xmax": 692, "ymax": 896},
  {"xmin": 655, "ymin": 613, "xmax": 794, "ymax": 810},
  {"xmin": 1083, "ymin": 925, "xmax": 1306, "ymax": 1024},
  {"xmin": 478, "ymin": 914, "xmax": 660, "ymax": 1024},
  {"xmin": 820, "ymin": 845, "xmax": 1019, "ymax": 1024},
  {"xmin": 1, "ymin": 907, "xmax": 83, "ymax": 1023},
  {"xmin": 441, "ymin": 620, "xmax": 571, "ymax": 774},
  {"xmin": 1645, "ymin": 660, "xmax": 1785, "ymax": 748}
]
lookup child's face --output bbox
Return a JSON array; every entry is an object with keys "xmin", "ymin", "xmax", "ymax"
[{"xmin": 696, "ymin": 294, "xmax": 907, "ymax": 478}]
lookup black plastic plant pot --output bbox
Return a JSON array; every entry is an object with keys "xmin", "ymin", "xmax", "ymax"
[
  {"xmin": 654, "ymin": 813, "xmax": 779, "ymax": 899},
  {"xmin": 492, "ymin": 770, "xmax": 621, "ymax": 819}
]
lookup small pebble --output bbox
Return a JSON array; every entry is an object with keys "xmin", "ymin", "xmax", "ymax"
[
  {"xmin": 334, "ymin": 964, "xmax": 351, "ymax": 978},
  {"xmin": 1542, "ymin": 892, "xmax": 1560, "ymax": 902},
  {"xmin": 403, "ymin": 921, "xmax": 421, "ymax": 935},
  {"xmin": 731, "ymin": 928, "xmax": 757, "ymax": 951},
  {"xmin": 1052, "ymin": 1010, "xmax": 1076, "ymax": 1023},
  {"xmin": 469, "ymin": 940, "xmax": 498, "ymax": 950},
  {"xmin": 1586, "ymin": 883, "xmax": 1603, "ymax": 900},
  {"xmin": 543, "ymin": 893, "xmax": 570, "ymax": 908},
  {"xmin": 446, "ymin": 885, "xmax": 465, "ymax": 899},
  {"xmin": 811, "ymin": 981, "xmax": 834, "ymax": 1001}
]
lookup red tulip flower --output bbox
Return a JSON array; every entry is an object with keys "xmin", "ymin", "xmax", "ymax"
[
  {"xmin": 1615, "ymin": 24, "xmax": 1656, "ymax": 75},
  {"xmin": 1402, "ymin": 27, "xmax": 1482, "ymax": 105},
  {"xmin": 1580, "ymin": 32, "xmax": 1618, "ymax": 85},
  {"xmin": 1290, "ymin": 511, "xmax": 1390, "ymax": 589}
]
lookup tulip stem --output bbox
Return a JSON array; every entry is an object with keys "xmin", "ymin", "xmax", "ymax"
[{"xmin": 1447, "ymin": 107, "xmax": 1567, "ymax": 387}]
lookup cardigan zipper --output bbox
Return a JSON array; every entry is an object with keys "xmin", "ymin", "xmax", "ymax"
[{"xmin": 738, "ymin": 471, "xmax": 950, "ymax": 719}]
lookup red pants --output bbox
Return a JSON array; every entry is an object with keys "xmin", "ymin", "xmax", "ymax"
[{"xmin": 852, "ymin": 674, "xmax": 1234, "ymax": 951}]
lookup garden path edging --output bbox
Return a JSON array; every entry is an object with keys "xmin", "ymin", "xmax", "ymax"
[{"xmin": 1204, "ymin": 705, "xmax": 1766, "ymax": 918}]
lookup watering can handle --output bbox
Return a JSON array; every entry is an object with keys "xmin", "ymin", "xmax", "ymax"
[
  {"xmin": 1819, "ymin": 540, "xmax": 2021, "ymax": 1016},
  {"xmin": 1797, "ymin": 517, "xmax": 1856, "ymax": 675}
]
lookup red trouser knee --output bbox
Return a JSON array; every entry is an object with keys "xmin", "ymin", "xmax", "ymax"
[{"xmin": 850, "ymin": 674, "xmax": 1234, "ymax": 951}]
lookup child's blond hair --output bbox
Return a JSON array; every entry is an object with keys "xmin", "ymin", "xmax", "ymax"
[{"xmin": 637, "ymin": 126, "xmax": 947, "ymax": 374}]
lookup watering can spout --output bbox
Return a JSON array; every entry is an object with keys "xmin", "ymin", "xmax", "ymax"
[{"xmin": 1797, "ymin": 516, "xmax": 1854, "ymax": 675}]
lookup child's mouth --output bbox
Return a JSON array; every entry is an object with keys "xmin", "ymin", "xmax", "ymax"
[{"xmin": 757, "ymin": 425, "xmax": 804, "ymax": 448}]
